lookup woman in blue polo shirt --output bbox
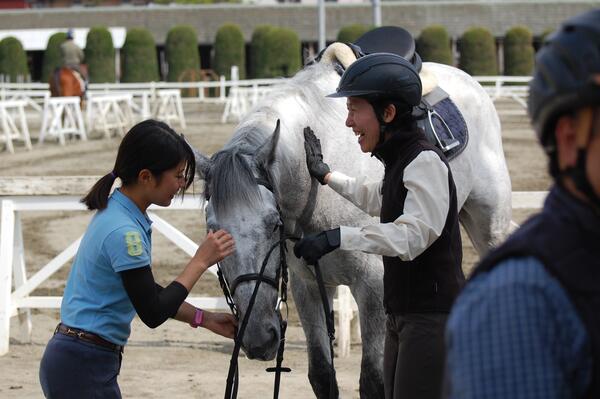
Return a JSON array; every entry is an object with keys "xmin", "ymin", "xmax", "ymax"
[{"xmin": 39, "ymin": 119, "xmax": 237, "ymax": 398}]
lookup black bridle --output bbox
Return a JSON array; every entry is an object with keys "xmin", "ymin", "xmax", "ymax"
[{"xmin": 217, "ymin": 178, "xmax": 337, "ymax": 399}]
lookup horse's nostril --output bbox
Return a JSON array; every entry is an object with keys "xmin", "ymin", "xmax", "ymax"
[{"xmin": 269, "ymin": 326, "xmax": 278, "ymax": 344}]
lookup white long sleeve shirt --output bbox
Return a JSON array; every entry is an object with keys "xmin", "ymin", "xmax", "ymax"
[{"xmin": 328, "ymin": 150, "xmax": 451, "ymax": 261}]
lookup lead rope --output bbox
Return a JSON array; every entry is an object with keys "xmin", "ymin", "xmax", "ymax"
[
  {"xmin": 224, "ymin": 233, "xmax": 297, "ymax": 399},
  {"xmin": 220, "ymin": 235, "xmax": 337, "ymax": 399},
  {"xmin": 266, "ymin": 240, "xmax": 292, "ymax": 399},
  {"xmin": 312, "ymin": 259, "xmax": 337, "ymax": 399}
]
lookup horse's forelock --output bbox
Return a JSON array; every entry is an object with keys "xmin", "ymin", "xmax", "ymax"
[{"xmin": 209, "ymin": 149, "xmax": 262, "ymax": 218}]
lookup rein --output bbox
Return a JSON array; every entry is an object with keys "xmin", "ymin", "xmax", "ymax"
[{"xmin": 218, "ymin": 179, "xmax": 337, "ymax": 399}]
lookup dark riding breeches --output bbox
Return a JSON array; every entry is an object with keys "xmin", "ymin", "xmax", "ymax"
[{"xmin": 383, "ymin": 313, "xmax": 448, "ymax": 399}]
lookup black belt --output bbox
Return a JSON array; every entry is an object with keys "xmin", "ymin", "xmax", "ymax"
[{"xmin": 55, "ymin": 323, "xmax": 123, "ymax": 353}]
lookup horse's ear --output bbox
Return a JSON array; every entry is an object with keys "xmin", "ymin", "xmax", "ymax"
[
  {"xmin": 184, "ymin": 137, "xmax": 211, "ymax": 179},
  {"xmin": 256, "ymin": 119, "xmax": 280, "ymax": 167}
]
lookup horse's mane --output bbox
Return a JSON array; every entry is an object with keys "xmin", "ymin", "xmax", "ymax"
[{"xmin": 209, "ymin": 61, "xmax": 344, "ymax": 217}]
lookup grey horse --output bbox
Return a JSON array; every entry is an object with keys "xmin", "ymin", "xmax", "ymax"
[{"xmin": 192, "ymin": 43, "xmax": 512, "ymax": 398}]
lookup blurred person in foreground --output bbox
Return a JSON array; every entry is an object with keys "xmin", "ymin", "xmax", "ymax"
[{"xmin": 444, "ymin": 8, "xmax": 600, "ymax": 399}]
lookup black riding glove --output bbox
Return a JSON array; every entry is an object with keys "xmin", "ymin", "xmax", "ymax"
[
  {"xmin": 303, "ymin": 126, "xmax": 331, "ymax": 185},
  {"xmin": 293, "ymin": 228, "xmax": 341, "ymax": 265}
]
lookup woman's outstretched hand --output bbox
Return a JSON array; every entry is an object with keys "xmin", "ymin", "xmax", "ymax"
[
  {"xmin": 193, "ymin": 229, "xmax": 235, "ymax": 271},
  {"xmin": 202, "ymin": 311, "xmax": 238, "ymax": 339}
]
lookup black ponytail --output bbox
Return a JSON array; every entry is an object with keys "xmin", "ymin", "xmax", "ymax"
[
  {"xmin": 81, "ymin": 119, "xmax": 195, "ymax": 211},
  {"xmin": 82, "ymin": 172, "xmax": 118, "ymax": 210}
]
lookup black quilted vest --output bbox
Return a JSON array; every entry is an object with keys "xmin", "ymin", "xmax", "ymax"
[
  {"xmin": 374, "ymin": 130, "xmax": 464, "ymax": 314},
  {"xmin": 473, "ymin": 186, "xmax": 600, "ymax": 398}
]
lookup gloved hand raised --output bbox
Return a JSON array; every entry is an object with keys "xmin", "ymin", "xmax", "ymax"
[
  {"xmin": 303, "ymin": 126, "xmax": 331, "ymax": 185},
  {"xmin": 293, "ymin": 228, "xmax": 341, "ymax": 265}
]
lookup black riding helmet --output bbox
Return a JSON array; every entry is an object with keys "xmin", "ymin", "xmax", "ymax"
[
  {"xmin": 327, "ymin": 52, "xmax": 422, "ymax": 107},
  {"xmin": 528, "ymin": 9, "xmax": 600, "ymax": 153},
  {"xmin": 528, "ymin": 9, "xmax": 600, "ymax": 206}
]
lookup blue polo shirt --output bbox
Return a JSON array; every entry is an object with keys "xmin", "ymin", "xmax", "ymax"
[{"xmin": 61, "ymin": 189, "xmax": 153, "ymax": 346}]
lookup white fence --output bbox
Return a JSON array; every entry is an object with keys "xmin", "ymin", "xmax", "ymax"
[
  {"xmin": 0, "ymin": 177, "xmax": 360, "ymax": 357},
  {"xmin": 0, "ymin": 74, "xmax": 531, "ymax": 124},
  {"xmin": 0, "ymin": 175, "xmax": 548, "ymax": 357}
]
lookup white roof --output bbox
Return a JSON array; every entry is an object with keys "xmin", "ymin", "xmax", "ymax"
[{"xmin": 0, "ymin": 27, "xmax": 126, "ymax": 51}]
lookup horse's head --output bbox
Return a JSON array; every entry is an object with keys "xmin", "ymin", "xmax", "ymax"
[{"xmin": 194, "ymin": 121, "xmax": 287, "ymax": 360}]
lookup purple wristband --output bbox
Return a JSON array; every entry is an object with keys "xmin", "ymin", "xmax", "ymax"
[{"xmin": 190, "ymin": 308, "xmax": 204, "ymax": 328}]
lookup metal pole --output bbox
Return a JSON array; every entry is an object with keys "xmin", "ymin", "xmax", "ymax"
[
  {"xmin": 372, "ymin": 0, "xmax": 382, "ymax": 27},
  {"xmin": 318, "ymin": 0, "xmax": 326, "ymax": 51}
]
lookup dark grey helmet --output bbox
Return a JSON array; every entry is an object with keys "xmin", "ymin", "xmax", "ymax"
[
  {"xmin": 327, "ymin": 52, "xmax": 422, "ymax": 108},
  {"xmin": 528, "ymin": 9, "xmax": 600, "ymax": 153}
]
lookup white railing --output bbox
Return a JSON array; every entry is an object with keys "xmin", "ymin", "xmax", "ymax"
[
  {"xmin": 0, "ymin": 177, "xmax": 357, "ymax": 356},
  {"xmin": 0, "ymin": 77, "xmax": 288, "ymax": 104},
  {"xmin": 0, "ymin": 175, "xmax": 549, "ymax": 357},
  {"xmin": 474, "ymin": 75, "xmax": 531, "ymax": 108},
  {"xmin": 0, "ymin": 75, "xmax": 531, "ymax": 106}
]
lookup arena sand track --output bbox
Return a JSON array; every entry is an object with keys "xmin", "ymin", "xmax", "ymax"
[{"xmin": 0, "ymin": 99, "xmax": 550, "ymax": 398}]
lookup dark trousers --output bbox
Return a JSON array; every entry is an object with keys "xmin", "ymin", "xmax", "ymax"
[
  {"xmin": 39, "ymin": 332, "xmax": 122, "ymax": 399},
  {"xmin": 383, "ymin": 313, "xmax": 448, "ymax": 399}
]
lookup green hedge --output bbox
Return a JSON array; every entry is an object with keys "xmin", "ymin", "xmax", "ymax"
[
  {"xmin": 42, "ymin": 32, "xmax": 67, "ymax": 83},
  {"xmin": 121, "ymin": 28, "xmax": 159, "ymax": 83},
  {"xmin": 0, "ymin": 37, "xmax": 29, "ymax": 82},
  {"xmin": 416, "ymin": 25, "xmax": 453, "ymax": 65},
  {"xmin": 249, "ymin": 25, "xmax": 272, "ymax": 78},
  {"xmin": 336, "ymin": 24, "xmax": 372, "ymax": 43},
  {"xmin": 213, "ymin": 23, "xmax": 245, "ymax": 80},
  {"xmin": 85, "ymin": 26, "xmax": 116, "ymax": 83},
  {"xmin": 249, "ymin": 25, "xmax": 300, "ymax": 78},
  {"xmin": 459, "ymin": 27, "xmax": 498, "ymax": 76},
  {"xmin": 165, "ymin": 25, "xmax": 200, "ymax": 82},
  {"xmin": 503, "ymin": 26, "xmax": 534, "ymax": 76}
]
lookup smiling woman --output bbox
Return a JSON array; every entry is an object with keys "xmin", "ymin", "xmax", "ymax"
[{"xmin": 38, "ymin": 119, "xmax": 238, "ymax": 399}]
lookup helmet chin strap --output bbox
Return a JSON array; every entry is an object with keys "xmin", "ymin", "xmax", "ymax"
[{"xmin": 560, "ymin": 107, "xmax": 600, "ymax": 209}]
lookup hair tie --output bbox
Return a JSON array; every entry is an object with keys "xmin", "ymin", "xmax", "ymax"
[{"xmin": 110, "ymin": 171, "xmax": 117, "ymax": 179}]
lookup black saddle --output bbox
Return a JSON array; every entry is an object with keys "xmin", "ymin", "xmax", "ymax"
[
  {"xmin": 352, "ymin": 26, "xmax": 422, "ymax": 72},
  {"xmin": 311, "ymin": 25, "xmax": 422, "ymax": 73}
]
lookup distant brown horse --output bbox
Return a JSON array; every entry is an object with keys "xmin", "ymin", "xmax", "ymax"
[{"xmin": 49, "ymin": 66, "xmax": 87, "ymax": 99}]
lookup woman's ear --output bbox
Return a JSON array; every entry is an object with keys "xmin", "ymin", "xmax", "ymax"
[
  {"xmin": 138, "ymin": 169, "xmax": 154, "ymax": 185},
  {"xmin": 383, "ymin": 104, "xmax": 396, "ymax": 123},
  {"xmin": 555, "ymin": 114, "xmax": 578, "ymax": 170}
]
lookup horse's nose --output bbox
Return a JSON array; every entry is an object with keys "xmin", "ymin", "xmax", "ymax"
[{"xmin": 245, "ymin": 325, "xmax": 279, "ymax": 360}]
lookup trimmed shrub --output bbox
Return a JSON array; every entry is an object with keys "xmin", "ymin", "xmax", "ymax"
[
  {"xmin": 266, "ymin": 27, "xmax": 300, "ymax": 77},
  {"xmin": 85, "ymin": 27, "xmax": 116, "ymax": 83},
  {"xmin": 459, "ymin": 27, "xmax": 498, "ymax": 76},
  {"xmin": 0, "ymin": 37, "xmax": 29, "ymax": 82},
  {"xmin": 214, "ymin": 23, "xmax": 245, "ymax": 80},
  {"xmin": 249, "ymin": 25, "xmax": 273, "ymax": 79},
  {"xmin": 249, "ymin": 25, "xmax": 300, "ymax": 78},
  {"xmin": 503, "ymin": 26, "xmax": 534, "ymax": 76},
  {"xmin": 416, "ymin": 25, "xmax": 453, "ymax": 65},
  {"xmin": 121, "ymin": 28, "xmax": 159, "ymax": 83},
  {"xmin": 336, "ymin": 24, "xmax": 371, "ymax": 43},
  {"xmin": 165, "ymin": 25, "xmax": 200, "ymax": 82},
  {"xmin": 42, "ymin": 32, "xmax": 67, "ymax": 83}
]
